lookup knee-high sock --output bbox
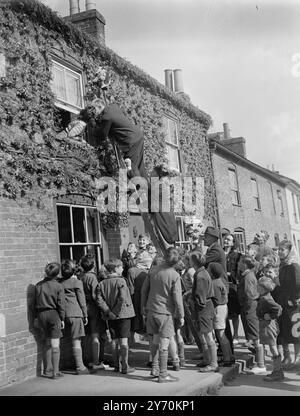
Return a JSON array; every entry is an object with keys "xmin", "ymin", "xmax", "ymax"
[
  {"xmin": 73, "ymin": 347, "xmax": 85, "ymax": 371},
  {"xmin": 52, "ymin": 347, "xmax": 60, "ymax": 375}
]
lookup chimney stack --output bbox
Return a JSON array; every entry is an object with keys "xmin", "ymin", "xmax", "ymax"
[
  {"xmin": 223, "ymin": 123, "xmax": 231, "ymax": 140},
  {"xmin": 173, "ymin": 69, "xmax": 184, "ymax": 93},
  {"xmin": 164, "ymin": 69, "xmax": 173, "ymax": 90},
  {"xmin": 85, "ymin": 0, "xmax": 96, "ymax": 10},
  {"xmin": 69, "ymin": 0, "xmax": 80, "ymax": 15},
  {"xmin": 66, "ymin": 0, "xmax": 106, "ymax": 44}
]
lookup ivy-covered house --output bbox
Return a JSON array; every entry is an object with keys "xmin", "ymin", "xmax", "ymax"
[{"xmin": 0, "ymin": 0, "xmax": 217, "ymax": 386}]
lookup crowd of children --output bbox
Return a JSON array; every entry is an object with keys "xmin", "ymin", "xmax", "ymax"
[{"xmin": 32, "ymin": 229, "xmax": 300, "ymax": 383}]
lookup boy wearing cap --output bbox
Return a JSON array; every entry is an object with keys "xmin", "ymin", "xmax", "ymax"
[{"xmin": 256, "ymin": 276, "xmax": 284, "ymax": 381}]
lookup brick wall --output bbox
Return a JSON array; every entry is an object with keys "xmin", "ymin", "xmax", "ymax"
[
  {"xmin": 0, "ymin": 197, "xmax": 58, "ymax": 387},
  {"xmin": 211, "ymin": 153, "xmax": 291, "ymax": 247}
]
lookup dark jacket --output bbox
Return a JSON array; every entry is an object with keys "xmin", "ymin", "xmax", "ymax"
[
  {"xmin": 205, "ymin": 242, "xmax": 227, "ymax": 273},
  {"xmin": 141, "ymin": 262, "xmax": 184, "ymax": 319},
  {"xmin": 34, "ymin": 278, "xmax": 66, "ymax": 321},
  {"xmin": 192, "ymin": 266, "xmax": 214, "ymax": 310},
  {"xmin": 278, "ymin": 262, "xmax": 300, "ymax": 307},
  {"xmin": 237, "ymin": 269, "xmax": 259, "ymax": 308},
  {"xmin": 225, "ymin": 249, "xmax": 241, "ymax": 285},
  {"xmin": 256, "ymin": 293, "xmax": 282, "ymax": 320},
  {"xmin": 212, "ymin": 278, "xmax": 228, "ymax": 306},
  {"xmin": 60, "ymin": 277, "xmax": 87, "ymax": 319},
  {"xmin": 96, "ymin": 274, "xmax": 135, "ymax": 320},
  {"xmin": 78, "ymin": 271, "xmax": 99, "ymax": 313}
]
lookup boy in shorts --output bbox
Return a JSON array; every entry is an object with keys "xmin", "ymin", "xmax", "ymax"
[
  {"xmin": 209, "ymin": 262, "xmax": 233, "ymax": 366},
  {"xmin": 256, "ymin": 276, "xmax": 284, "ymax": 381},
  {"xmin": 79, "ymin": 255, "xmax": 108, "ymax": 370},
  {"xmin": 34, "ymin": 262, "xmax": 65, "ymax": 379},
  {"xmin": 60, "ymin": 260, "xmax": 89, "ymax": 375},
  {"xmin": 141, "ymin": 247, "xmax": 184, "ymax": 383},
  {"xmin": 96, "ymin": 259, "xmax": 136, "ymax": 374},
  {"xmin": 189, "ymin": 252, "xmax": 219, "ymax": 373}
]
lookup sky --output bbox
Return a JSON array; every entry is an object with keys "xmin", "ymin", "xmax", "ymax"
[{"xmin": 41, "ymin": 0, "xmax": 300, "ymax": 183}]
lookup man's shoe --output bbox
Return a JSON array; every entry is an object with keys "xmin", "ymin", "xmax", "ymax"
[
  {"xmin": 196, "ymin": 360, "xmax": 209, "ymax": 368},
  {"xmin": 121, "ymin": 366, "xmax": 135, "ymax": 374},
  {"xmin": 158, "ymin": 373, "xmax": 179, "ymax": 383}
]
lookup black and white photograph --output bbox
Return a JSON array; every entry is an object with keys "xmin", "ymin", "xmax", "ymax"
[{"xmin": 0, "ymin": 0, "xmax": 299, "ymax": 400}]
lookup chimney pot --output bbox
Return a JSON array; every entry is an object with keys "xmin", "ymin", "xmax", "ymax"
[
  {"xmin": 223, "ymin": 123, "xmax": 230, "ymax": 140},
  {"xmin": 85, "ymin": 0, "xmax": 96, "ymax": 10},
  {"xmin": 164, "ymin": 69, "xmax": 173, "ymax": 91},
  {"xmin": 69, "ymin": 0, "xmax": 80, "ymax": 15},
  {"xmin": 173, "ymin": 69, "xmax": 184, "ymax": 93}
]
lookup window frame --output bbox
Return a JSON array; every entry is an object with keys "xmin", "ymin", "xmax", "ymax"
[
  {"xmin": 292, "ymin": 193, "xmax": 298, "ymax": 223},
  {"xmin": 163, "ymin": 116, "xmax": 181, "ymax": 172},
  {"xmin": 234, "ymin": 228, "xmax": 246, "ymax": 254},
  {"xmin": 56, "ymin": 201, "xmax": 103, "ymax": 270},
  {"xmin": 228, "ymin": 166, "xmax": 241, "ymax": 206},
  {"xmin": 268, "ymin": 182, "xmax": 276, "ymax": 214},
  {"xmin": 175, "ymin": 216, "xmax": 193, "ymax": 251},
  {"xmin": 250, "ymin": 177, "xmax": 261, "ymax": 210},
  {"xmin": 50, "ymin": 58, "xmax": 84, "ymax": 115},
  {"xmin": 277, "ymin": 189, "xmax": 284, "ymax": 216}
]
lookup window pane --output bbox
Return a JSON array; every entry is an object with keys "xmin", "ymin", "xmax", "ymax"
[
  {"xmin": 87, "ymin": 208, "xmax": 101, "ymax": 243},
  {"xmin": 251, "ymin": 179, "xmax": 258, "ymax": 197},
  {"xmin": 51, "ymin": 64, "xmax": 66, "ymax": 101},
  {"xmin": 57, "ymin": 205, "xmax": 72, "ymax": 243},
  {"xmin": 72, "ymin": 207, "xmax": 86, "ymax": 243},
  {"xmin": 231, "ymin": 190, "xmax": 239, "ymax": 205},
  {"xmin": 176, "ymin": 217, "xmax": 184, "ymax": 241},
  {"xmin": 86, "ymin": 245, "xmax": 101, "ymax": 272},
  {"xmin": 228, "ymin": 169, "xmax": 237, "ymax": 190},
  {"xmin": 65, "ymin": 70, "xmax": 82, "ymax": 107},
  {"xmin": 72, "ymin": 245, "xmax": 86, "ymax": 263},
  {"xmin": 60, "ymin": 246, "xmax": 71, "ymax": 261},
  {"xmin": 168, "ymin": 119, "xmax": 178, "ymax": 145},
  {"xmin": 167, "ymin": 145, "xmax": 180, "ymax": 171}
]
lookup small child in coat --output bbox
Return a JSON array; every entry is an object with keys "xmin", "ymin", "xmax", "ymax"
[
  {"xmin": 60, "ymin": 259, "xmax": 89, "ymax": 375},
  {"xmin": 256, "ymin": 276, "xmax": 284, "ymax": 381},
  {"xmin": 34, "ymin": 262, "xmax": 65, "ymax": 379},
  {"xmin": 190, "ymin": 251, "xmax": 219, "ymax": 373},
  {"xmin": 79, "ymin": 255, "xmax": 109, "ymax": 370}
]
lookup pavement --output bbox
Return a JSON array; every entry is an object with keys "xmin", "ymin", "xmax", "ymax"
[{"xmin": 0, "ymin": 338, "xmax": 254, "ymax": 397}]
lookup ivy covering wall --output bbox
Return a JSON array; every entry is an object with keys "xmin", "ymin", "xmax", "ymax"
[{"xmin": 0, "ymin": 0, "xmax": 217, "ymax": 228}]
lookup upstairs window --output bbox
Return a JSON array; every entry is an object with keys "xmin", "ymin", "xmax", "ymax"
[
  {"xmin": 251, "ymin": 178, "xmax": 261, "ymax": 210},
  {"xmin": 277, "ymin": 190, "xmax": 284, "ymax": 216},
  {"xmin": 163, "ymin": 116, "xmax": 181, "ymax": 172},
  {"xmin": 268, "ymin": 182, "xmax": 276, "ymax": 214},
  {"xmin": 51, "ymin": 59, "xmax": 84, "ymax": 114},
  {"xmin": 228, "ymin": 167, "xmax": 241, "ymax": 205},
  {"xmin": 292, "ymin": 193, "xmax": 298, "ymax": 223}
]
